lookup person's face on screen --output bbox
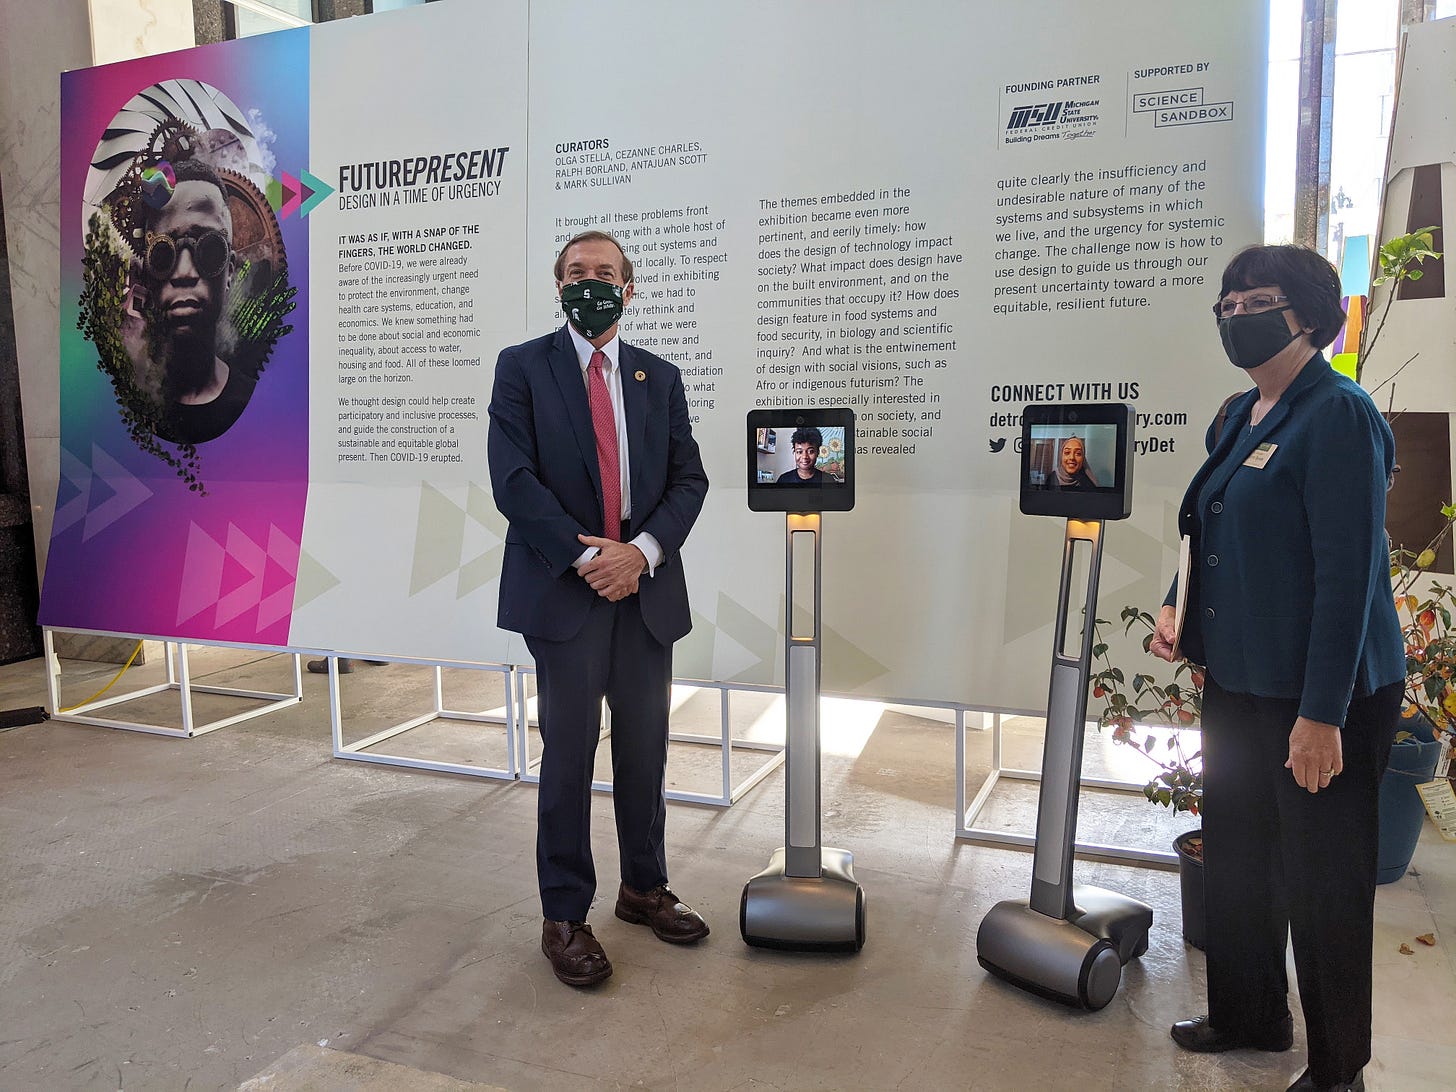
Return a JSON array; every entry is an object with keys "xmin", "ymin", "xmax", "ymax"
[
  {"xmin": 1061, "ymin": 439, "xmax": 1086, "ymax": 475},
  {"xmin": 793, "ymin": 442, "xmax": 820, "ymax": 476}
]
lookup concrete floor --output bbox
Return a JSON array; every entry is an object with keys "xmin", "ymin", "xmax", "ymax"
[{"xmin": 0, "ymin": 646, "xmax": 1452, "ymax": 1091}]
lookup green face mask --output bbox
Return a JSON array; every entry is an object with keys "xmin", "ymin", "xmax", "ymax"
[{"xmin": 560, "ymin": 279, "xmax": 624, "ymax": 339}]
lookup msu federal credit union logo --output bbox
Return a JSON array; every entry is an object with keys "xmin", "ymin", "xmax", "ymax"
[{"xmin": 1002, "ymin": 74, "xmax": 1102, "ymax": 144}]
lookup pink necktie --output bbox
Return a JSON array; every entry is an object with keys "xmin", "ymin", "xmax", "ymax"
[{"xmin": 587, "ymin": 350, "xmax": 621, "ymax": 541}]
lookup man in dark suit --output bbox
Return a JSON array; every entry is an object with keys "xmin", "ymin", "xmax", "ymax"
[{"xmin": 488, "ymin": 230, "xmax": 710, "ymax": 987}]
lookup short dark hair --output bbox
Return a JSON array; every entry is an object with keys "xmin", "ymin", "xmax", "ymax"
[
  {"xmin": 1218, "ymin": 244, "xmax": 1346, "ymax": 347},
  {"xmin": 144, "ymin": 156, "xmax": 229, "ymax": 224},
  {"xmin": 554, "ymin": 230, "xmax": 634, "ymax": 283},
  {"xmin": 791, "ymin": 426, "xmax": 823, "ymax": 449},
  {"xmin": 170, "ymin": 156, "xmax": 226, "ymax": 195}
]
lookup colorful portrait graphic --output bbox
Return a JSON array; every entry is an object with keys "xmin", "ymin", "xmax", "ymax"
[
  {"xmin": 80, "ymin": 82, "xmax": 295, "ymax": 491},
  {"xmin": 45, "ymin": 36, "xmax": 311, "ymax": 648}
]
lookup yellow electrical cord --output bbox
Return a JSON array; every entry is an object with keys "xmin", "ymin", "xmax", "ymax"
[{"xmin": 58, "ymin": 640, "xmax": 145, "ymax": 712}]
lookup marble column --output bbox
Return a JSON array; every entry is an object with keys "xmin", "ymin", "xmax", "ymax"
[
  {"xmin": 0, "ymin": 177, "xmax": 43, "ymax": 663},
  {"xmin": 0, "ymin": 0, "xmax": 93, "ymax": 586},
  {"xmin": 88, "ymin": 0, "xmax": 196, "ymax": 66}
]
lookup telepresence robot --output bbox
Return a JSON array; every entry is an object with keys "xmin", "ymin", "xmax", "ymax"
[
  {"xmin": 740, "ymin": 409, "xmax": 865, "ymax": 953},
  {"xmin": 976, "ymin": 404, "xmax": 1152, "ymax": 1010}
]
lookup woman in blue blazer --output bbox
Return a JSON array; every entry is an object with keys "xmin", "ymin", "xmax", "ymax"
[{"xmin": 1152, "ymin": 245, "xmax": 1403, "ymax": 1092}]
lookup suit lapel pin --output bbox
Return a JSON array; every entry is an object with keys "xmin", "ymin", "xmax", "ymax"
[{"xmin": 634, "ymin": 370, "xmax": 646, "ymax": 382}]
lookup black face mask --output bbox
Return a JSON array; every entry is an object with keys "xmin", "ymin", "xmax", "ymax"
[
  {"xmin": 560, "ymin": 279, "xmax": 624, "ymax": 340},
  {"xmin": 1218, "ymin": 306, "xmax": 1298, "ymax": 369}
]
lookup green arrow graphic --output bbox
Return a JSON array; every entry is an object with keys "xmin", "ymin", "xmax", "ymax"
[{"xmin": 299, "ymin": 170, "xmax": 335, "ymax": 217}]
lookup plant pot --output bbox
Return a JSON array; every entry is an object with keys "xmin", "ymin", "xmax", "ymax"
[
  {"xmin": 1173, "ymin": 829, "xmax": 1205, "ymax": 951},
  {"xmin": 1377, "ymin": 716, "xmax": 1443, "ymax": 884}
]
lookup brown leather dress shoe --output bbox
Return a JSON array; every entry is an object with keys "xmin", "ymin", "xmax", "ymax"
[
  {"xmin": 541, "ymin": 919, "xmax": 612, "ymax": 986},
  {"xmin": 614, "ymin": 883, "xmax": 710, "ymax": 943}
]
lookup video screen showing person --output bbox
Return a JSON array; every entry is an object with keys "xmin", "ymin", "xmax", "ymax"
[
  {"xmin": 755, "ymin": 424, "xmax": 847, "ymax": 486},
  {"xmin": 1026, "ymin": 425, "xmax": 1119, "ymax": 492},
  {"xmin": 747, "ymin": 409, "xmax": 855, "ymax": 512},
  {"xmin": 1019, "ymin": 403, "xmax": 1134, "ymax": 520}
]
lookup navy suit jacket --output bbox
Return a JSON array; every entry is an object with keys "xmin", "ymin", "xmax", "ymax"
[
  {"xmin": 1169, "ymin": 356, "xmax": 1404, "ymax": 726},
  {"xmin": 487, "ymin": 325, "xmax": 708, "ymax": 644}
]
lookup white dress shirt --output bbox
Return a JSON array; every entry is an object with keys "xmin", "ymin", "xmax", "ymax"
[{"xmin": 566, "ymin": 323, "xmax": 662, "ymax": 574}]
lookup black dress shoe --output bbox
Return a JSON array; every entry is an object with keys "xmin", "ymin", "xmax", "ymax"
[
  {"xmin": 307, "ymin": 658, "xmax": 354, "ymax": 674},
  {"xmin": 1286, "ymin": 1069, "xmax": 1364, "ymax": 1092},
  {"xmin": 615, "ymin": 882, "xmax": 710, "ymax": 943},
  {"xmin": 1170, "ymin": 1013, "xmax": 1293, "ymax": 1053},
  {"xmin": 307, "ymin": 658, "xmax": 389, "ymax": 674},
  {"xmin": 541, "ymin": 919, "xmax": 612, "ymax": 987}
]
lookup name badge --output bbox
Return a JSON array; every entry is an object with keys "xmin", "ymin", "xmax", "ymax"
[{"xmin": 1242, "ymin": 442, "xmax": 1277, "ymax": 469}]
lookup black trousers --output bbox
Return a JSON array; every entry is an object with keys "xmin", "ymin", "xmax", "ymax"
[
  {"xmin": 525, "ymin": 592, "xmax": 672, "ymax": 922},
  {"xmin": 1200, "ymin": 676, "xmax": 1401, "ymax": 1085}
]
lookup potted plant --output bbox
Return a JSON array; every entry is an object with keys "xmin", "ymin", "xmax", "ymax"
[
  {"xmin": 1090, "ymin": 608, "xmax": 1206, "ymax": 948},
  {"xmin": 1348, "ymin": 227, "xmax": 1449, "ymax": 878},
  {"xmin": 1353, "ymin": 224, "xmax": 1441, "ymax": 386},
  {"xmin": 1381, "ymin": 503, "xmax": 1456, "ymax": 882}
]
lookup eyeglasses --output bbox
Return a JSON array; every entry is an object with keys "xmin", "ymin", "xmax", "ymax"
[
  {"xmin": 1213, "ymin": 292, "xmax": 1289, "ymax": 318},
  {"xmin": 144, "ymin": 229, "xmax": 230, "ymax": 280}
]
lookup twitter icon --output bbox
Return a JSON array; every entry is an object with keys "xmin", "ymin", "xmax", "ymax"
[{"xmin": 989, "ymin": 437, "xmax": 1007, "ymax": 453}]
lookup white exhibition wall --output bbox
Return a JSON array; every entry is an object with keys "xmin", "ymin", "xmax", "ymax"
[{"xmin": 52, "ymin": 0, "xmax": 1270, "ymax": 712}]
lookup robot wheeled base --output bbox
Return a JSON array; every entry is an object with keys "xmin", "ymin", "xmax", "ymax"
[{"xmin": 741, "ymin": 847, "xmax": 865, "ymax": 953}]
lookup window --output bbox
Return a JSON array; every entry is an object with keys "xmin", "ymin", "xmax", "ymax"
[{"xmin": 223, "ymin": 1, "xmax": 311, "ymax": 39}]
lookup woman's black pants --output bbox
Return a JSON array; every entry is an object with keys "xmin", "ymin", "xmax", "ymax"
[{"xmin": 1200, "ymin": 676, "xmax": 1401, "ymax": 1086}]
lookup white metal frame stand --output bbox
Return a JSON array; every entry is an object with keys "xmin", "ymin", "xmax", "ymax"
[
  {"xmin": 955, "ymin": 710, "xmax": 1178, "ymax": 868},
  {"xmin": 328, "ymin": 654, "xmax": 518, "ymax": 781},
  {"xmin": 43, "ymin": 627, "xmax": 303, "ymax": 738},
  {"xmin": 514, "ymin": 668, "xmax": 786, "ymax": 807}
]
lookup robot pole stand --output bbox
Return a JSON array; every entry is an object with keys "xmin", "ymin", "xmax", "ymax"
[
  {"xmin": 740, "ymin": 513, "xmax": 866, "ymax": 952},
  {"xmin": 976, "ymin": 519, "xmax": 1152, "ymax": 1009}
]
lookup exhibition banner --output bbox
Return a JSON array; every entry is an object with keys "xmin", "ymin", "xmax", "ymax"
[
  {"xmin": 44, "ymin": 30, "xmax": 310, "ymax": 646},
  {"xmin": 43, "ymin": 0, "xmax": 1268, "ymax": 711}
]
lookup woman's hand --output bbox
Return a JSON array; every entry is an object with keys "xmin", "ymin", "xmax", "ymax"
[
  {"xmin": 1285, "ymin": 716, "xmax": 1343, "ymax": 793},
  {"xmin": 1149, "ymin": 605, "xmax": 1178, "ymax": 662}
]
